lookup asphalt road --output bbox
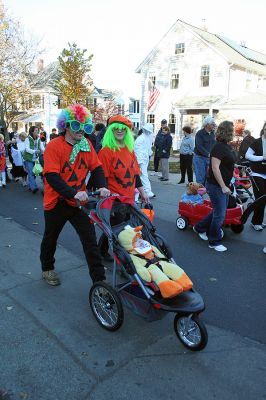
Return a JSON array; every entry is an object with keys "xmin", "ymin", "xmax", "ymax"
[{"xmin": 1, "ymin": 177, "xmax": 265, "ymax": 345}]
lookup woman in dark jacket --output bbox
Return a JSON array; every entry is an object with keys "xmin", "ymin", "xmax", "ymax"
[
  {"xmin": 156, "ymin": 126, "xmax": 172, "ymax": 181},
  {"xmin": 245, "ymin": 123, "xmax": 266, "ymax": 231},
  {"xmin": 237, "ymin": 129, "xmax": 255, "ymax": 163}
]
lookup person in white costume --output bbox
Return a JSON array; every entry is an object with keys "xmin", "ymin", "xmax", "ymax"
[{"xmin": 134, "ymin": 123, "xmax": 156, "ymax": 199}]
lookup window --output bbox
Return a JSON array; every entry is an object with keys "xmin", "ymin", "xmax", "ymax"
[
  {"xmin": 245, "ymin": 71, "xmax": 252, "ymax": 90},
  {"xmin": 133, "ymin": 100, "xmax": 140, "ymax": 113},
  {"xmin": 170, "ymin": 73, "xmax": 179, "ymax": 89},
  {"xmin": 200, "ymin": 65, "xmax": 210, "ymax": 87},
  {"xmin": 117, "ymin": 104, "xmax": 125, "ymax": 114},
  {"xmin": 149, "ymin": 75, "xmax": 156, "ymax": 86},
  {"xmin": 168, "ymin": 114, "xmax": 176, "ymax": 134},
  {"xmin": 147, "ymin": 114, "xmax": 155, "ymax": 124},
  {"xmin": 175, "ymin": 43, "xmax": 185, "ymax": 54},
  {"xmin": 33, "ymin": 95, "xmax": 41, "ymax": 108}
]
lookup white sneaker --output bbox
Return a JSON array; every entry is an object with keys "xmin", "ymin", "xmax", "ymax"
[
  {"xmin": 209, "ymin": 244, "xmax": 227, "ymax": 252},
  {"xmin": 262, "ymin": 223, "xmax": 266, "ymax": 229},
  {"xmin": 193, "ymin": 226, "xmax": 208, "ymax": 241},
  {"xmin": 251, "ymin": 224, "xmax": 263, "ymax": 231},
  {"xmin": 263, "ymin": 246, "xmax": 266, "ymax": 254}
]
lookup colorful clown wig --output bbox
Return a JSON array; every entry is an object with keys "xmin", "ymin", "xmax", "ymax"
[
  {"xmin": 102, "ymin": 121, "xmax": 134, "ymax": 152},
  {"xmin": 56, "ymin": 104, "xmax": 93, "ymax": 132}
]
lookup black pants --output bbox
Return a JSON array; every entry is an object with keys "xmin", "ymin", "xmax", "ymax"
[
  {"xmin": 180, "ymin": 154, "xmax": 193, "ymax": 182},
  {"xmin": 154, "ymin": 155, "xmax": 160, "ymax": 172},
  {"xmin": 40, "ymin": 202, "xmax": 105, "ymax": 283},
  {"xmin": 251, "ymin": 176, "xmax": 266, "ymax": 225}
]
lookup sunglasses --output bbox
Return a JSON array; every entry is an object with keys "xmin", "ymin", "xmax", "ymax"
[
  {"xmin": 67, "ymin": 119, "xmax": 94, "ymax": 135},
  {"xmin": 112, "ymin": 123, "xmax": 127, "ymax": 132}
]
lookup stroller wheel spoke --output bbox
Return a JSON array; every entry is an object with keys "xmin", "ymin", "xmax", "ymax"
[
  {"xmin": 89, "ymin": 282, "xmax": 124, "ymax": 331},
  {"xmin": 174, "ymin": 314, "xmax": 208, "ymax": 351}
]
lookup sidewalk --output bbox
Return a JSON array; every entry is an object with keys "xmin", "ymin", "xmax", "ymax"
[{"xmin": 0, "ymin": 215, "xmax": 265, "ymax": 399}]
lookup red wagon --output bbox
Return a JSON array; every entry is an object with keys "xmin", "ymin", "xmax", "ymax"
[{"xmin": 176, "ymin": 199, "xmax": 244, "ymax": 234}]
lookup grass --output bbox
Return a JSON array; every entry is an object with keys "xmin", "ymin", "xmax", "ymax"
[{"xmin": 148, "ymin": 160, "xmax": 180, "ymax": 173}]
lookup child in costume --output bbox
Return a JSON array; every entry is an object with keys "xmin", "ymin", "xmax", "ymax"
[
  {"xmin": 118, "ymin": 225, "xmax": 193, "ymax": 298},
  {"xmin": 0, "ymin": 134, "xmax": 6, "ymax": 188},
  {"xmin": 181, "ymin": 182, "xmax": 205, "ymax": 205}
]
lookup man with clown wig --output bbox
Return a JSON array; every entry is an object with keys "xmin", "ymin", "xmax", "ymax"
[{"xmin": 40, "ymin": 104, "xmax": 110, "ymax": 286}]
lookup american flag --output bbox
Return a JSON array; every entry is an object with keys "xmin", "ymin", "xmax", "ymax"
[{"xmin": 147, "ymin": 80, "xmax": 160, "ymax": 111}]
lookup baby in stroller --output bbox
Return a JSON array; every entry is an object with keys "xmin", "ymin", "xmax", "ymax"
[{"xmin": 118, "ymin": 225, "xmax": 193, "ymax": 298}]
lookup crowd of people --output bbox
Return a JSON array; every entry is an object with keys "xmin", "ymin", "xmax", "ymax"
[{"xmin": 0, "ymin": 107, "xmax": 265, "ymax": 286}]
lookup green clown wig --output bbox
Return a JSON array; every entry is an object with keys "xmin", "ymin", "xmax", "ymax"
[{"xmin": 102, "ymin": 122, "xmax": 134, "ymax": 152}]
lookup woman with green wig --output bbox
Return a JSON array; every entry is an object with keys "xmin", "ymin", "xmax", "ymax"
[
  {"xmin": 98, "ymin": 115, "xmax": 149, "ymax": 260},
  {"xmin": 98, "ymin": 115, "xmax": 148, "ymax": 202}
]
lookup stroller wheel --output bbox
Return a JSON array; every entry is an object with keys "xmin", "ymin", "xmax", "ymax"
[
  {"xmin": 174, "ymin": 314, "xmax": 208, "ymax": 351},
  {"xmin": 89, "ymin": 282, "xmax": 124, "ymax": 331},
  {"xmin": 230, "ymin": 223, "xmax": 244, "ymax": 233},
  {"xmin": 176, "ymin": 216, "xmax": 188, "ymax": 230}
]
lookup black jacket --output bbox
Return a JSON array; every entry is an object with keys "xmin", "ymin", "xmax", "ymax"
[
  {"xmin": 238, "ymin": 135, "xmax": 255, "ymax": 162},
  {"xmin": 249, "ymin": 137, "xmax": 266, "ymax": 174},
  {"xmin": 156, "ymin": 133, "xmax": 172, "ymax": 159}
]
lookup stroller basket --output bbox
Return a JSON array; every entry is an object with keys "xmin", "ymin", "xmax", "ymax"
[{"xmin": 118, "ymin": 284, "xmax": 166, "ymax": 322}]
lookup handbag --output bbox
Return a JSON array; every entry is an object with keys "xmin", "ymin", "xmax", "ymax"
[{"xmin": 32, "ymin": 158, "xmax": 43, "ymax": 175}]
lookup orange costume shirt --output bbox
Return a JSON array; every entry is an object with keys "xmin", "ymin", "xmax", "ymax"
[
  {"xmin": 43, "ymin": 136, "xmax": 102, "ymax": 210},
  {"xmin": 98, "ymin": 146, "xmax": 140, "ymax": 199}
]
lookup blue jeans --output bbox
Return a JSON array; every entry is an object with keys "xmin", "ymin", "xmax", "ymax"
[
  {"xmin": 194, "ymin": 182, "xmax": 229, "ymax": 246},
  {"xmin": 24, "ymin": 160, "xmax": 37, "ymax": 191},
  {"xmin": 193, "ymin": 155, "xmax": 209, "ymax": 185}
]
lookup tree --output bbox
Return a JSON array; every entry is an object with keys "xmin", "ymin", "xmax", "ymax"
[
  {"xmin": 55, "ymin": 42, "xmax": 94, "ymax": 106},
  {"xmin": 90, "ymin": 98, "xmax": 120, "ymax": 123},
  {"xmin": 0, "ymin": 1, "xmax": 39, "ymax": 135}
]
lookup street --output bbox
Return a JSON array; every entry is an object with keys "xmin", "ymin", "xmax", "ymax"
[{"xmin": 0, "ymin": 177, "xmax": 265, "ymax": 400}]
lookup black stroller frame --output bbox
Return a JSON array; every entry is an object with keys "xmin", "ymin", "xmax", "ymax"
[
  {"xmin": 80, "ymin": 194, "xmax": 208, "ymax": 351},
  {"xmin": 234, "ymin": 163, "xmax": 256, "ymax": 204}
]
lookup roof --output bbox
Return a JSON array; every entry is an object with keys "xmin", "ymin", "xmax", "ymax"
[
  {"xmin": 13, "ymin": 112, "xmax": 44, "ymax": 123},
  {"xmin": 176, "ymin": 95, "xmax": 223, "ymax": 108},
  {"xmin": 222, "ymin": 92, "xmax": 266, "ymax": 107},
  {"xmin": 29, "ymin": 62, "xmax": 59, "ymax": 90},
  {"xmin": 136, "ymin": 20, "xmax": 266, "ymax": 75}
]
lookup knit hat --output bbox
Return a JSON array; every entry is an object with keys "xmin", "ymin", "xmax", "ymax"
[
  {"xmin": 182, "ymin": 126, "xmax": 192, "ymax": 134},
  {"xmin": 203, "ymin": 116, "xmax": 215, "ymax": 126},
  {"xmin": 161, "ymin": 119, "xmax": 167, "ymax": 124},
  {"xmin": 108, "ymin": 115, "xmax": 133, "ymax": 129}
]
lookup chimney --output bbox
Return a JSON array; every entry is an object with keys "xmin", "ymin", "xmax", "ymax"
[
  {"xmin": 201, "ymin": 19, "xmax": 208, "ymax": 31},
  {"xmin": 37, "ymin": 59, "xmax": 44, "ymax": 73}
]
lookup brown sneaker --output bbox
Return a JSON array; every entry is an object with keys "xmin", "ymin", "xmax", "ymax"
[{"xmin": 42, "ymin": 270, "xmax": 61, "ymax": 286}]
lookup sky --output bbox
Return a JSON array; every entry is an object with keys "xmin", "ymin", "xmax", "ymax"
[{"xmin": 4, "ymin": 0, "xmax": 266, "ymax": 97}]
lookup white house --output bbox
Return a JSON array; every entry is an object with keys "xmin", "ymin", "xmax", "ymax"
[
  {"xmin": 12, "ymin": 60, "xmax": 117, "ymax": 135},
  {"xmin": 136, "ymin": 20, "xmax": 266, "ymax": 147}
]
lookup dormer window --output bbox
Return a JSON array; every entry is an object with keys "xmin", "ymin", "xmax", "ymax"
[
  {"xmin": 200, "ymin": 65, "xmax": 210, "ymax": 87},
  {"xmin": 175, "ymin": 43, "xmax": 185, "ymax": 54},
  {"xmin": 170, "ymin": 73, "xmax": 179, "ymax": 89}
]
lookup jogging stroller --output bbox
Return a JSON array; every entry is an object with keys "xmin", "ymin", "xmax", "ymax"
[
  {"xmin": 233, "ymin": 163, "xmax": 254, "ymax": 204},
  {"xmin": 81, "ymin": 194, "xmax": 208, "ymax": 352}
]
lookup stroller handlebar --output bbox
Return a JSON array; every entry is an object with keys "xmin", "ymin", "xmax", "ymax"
[{"xmin": 76, "ymin": 190, "xmax": 101, "ymax": 209}]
